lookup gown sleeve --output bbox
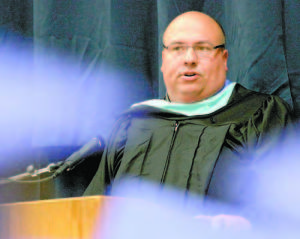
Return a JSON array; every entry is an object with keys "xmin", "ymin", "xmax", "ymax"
[
  {"xmin": 83, "ymin": 117, "xmax": 130, "ymax": 196},
  {"xmin": 210, "ymin": 94, "xmax": 295, "ymax": 223},
  {"xmin": 244, "ymin": 94, "xmax": 293, "ymax": 159}
]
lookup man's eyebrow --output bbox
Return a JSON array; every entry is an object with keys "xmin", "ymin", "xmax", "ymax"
[
  {"xmin": 168, "ymin": 41, "xmax": 212, "ymax": 45},
  {"xmin": 194, "ymin": 41, "xmax": 211, "ymax": 44},
  {"xmin": 167, "ymin": 41, "xmax": 185, "ymax": 45}
]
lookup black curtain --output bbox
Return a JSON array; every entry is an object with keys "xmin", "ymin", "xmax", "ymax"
[
  {"xmin": 0, "ymin": 0, "xmax": 299, "ymax": 201},
  {"xmin": 1, "ymin": 0, "xmax": 299, "ymax": 148}
]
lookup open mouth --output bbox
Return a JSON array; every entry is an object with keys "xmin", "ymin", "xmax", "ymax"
[{"xmin": 185, "ymin": 73, "xmax": 196, "ymax": 77}]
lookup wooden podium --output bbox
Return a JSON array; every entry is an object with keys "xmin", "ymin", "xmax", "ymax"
[{"xmin": 0, "ymin": 195, "xmax": 115, "ymax": 239}]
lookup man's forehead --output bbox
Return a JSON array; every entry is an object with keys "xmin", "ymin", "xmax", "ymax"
[
  {"xmin": 163, "ymin": 13, "xmax": 224, "ymax": 44},
  {"xmin": 164, "ymin": 27, "xmax": 218, "ymax": 45},
  {"xmin": 167, "ymin": 41, "xmax": 214, "ymax": 46}
]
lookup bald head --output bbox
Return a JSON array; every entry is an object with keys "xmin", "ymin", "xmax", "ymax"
[{"xmin": 163, "ymin": 11, "xmax": 225, "ymax": 46}]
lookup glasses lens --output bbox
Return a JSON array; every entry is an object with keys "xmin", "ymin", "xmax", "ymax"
[
  {"xmin": 193, "ymin": 44, "xmax": 213, "ymax": 57},
  {"xmin": 166, "ymin": 43, "xmax": 217, "ymax": 58}
]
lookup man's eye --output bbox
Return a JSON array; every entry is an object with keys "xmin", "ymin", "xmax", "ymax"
[
  {"xmin": 172, "ymin": 46, "xmax": 184, "ymax": 51},
  {"xmin": 195, "ymin": 45, "xmax": 211, "ymax": 51}
]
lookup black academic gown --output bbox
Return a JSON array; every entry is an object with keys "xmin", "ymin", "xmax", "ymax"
[{"xmin": 84, "ymin": 83, "xmax": 293, "ymax": 217}]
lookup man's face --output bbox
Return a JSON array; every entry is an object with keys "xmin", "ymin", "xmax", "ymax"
[{"xmin": 161, "ymin": 13, "xmax": 228, "ymax": 103}]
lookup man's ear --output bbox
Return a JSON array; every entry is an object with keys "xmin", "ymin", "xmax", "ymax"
[
  {"xmin": 161, "ymin": 50, "xmax": 165, "ymax": 72},
  {"xmin": 223, "ymin": 49, "xmax": 228, "ymax": 71}
]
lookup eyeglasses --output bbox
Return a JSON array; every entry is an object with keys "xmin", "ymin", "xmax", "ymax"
[{"xmin": 162, "ymin": 42, "xmax": 225, "ymax": 58}]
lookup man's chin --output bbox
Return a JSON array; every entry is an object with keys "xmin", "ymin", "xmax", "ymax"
[{"xmin": 174, "ymin": 93, "xmax": 204, "ymax": 103}]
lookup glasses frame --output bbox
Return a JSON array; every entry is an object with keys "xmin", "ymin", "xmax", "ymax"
[{"xmin": 162, "ymin": 42, "xmax": 226, "ymax": 57}]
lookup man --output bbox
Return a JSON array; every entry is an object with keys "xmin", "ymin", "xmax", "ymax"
[{"xmin": 84, "ymin": 11, "xmax": 292, "ymax": 228}]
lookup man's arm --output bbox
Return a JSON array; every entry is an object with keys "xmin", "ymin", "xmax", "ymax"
[{"xmin": 83, "ymin": 117, "xmax": 130, "ymax": 196}]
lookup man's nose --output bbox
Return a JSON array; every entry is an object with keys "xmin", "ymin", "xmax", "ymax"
[{"xmin": 184, "ymin": 47, "xmax": 198, "ymax": 65}]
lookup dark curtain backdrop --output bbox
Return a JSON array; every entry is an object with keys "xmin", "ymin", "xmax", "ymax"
[
  {"xmin": 1, "ymin": 0, "xmax": 300, "ymax": 147},
  {"xmin": 0, "ymin": 0, "xmax": 300, "ymax": 201}
]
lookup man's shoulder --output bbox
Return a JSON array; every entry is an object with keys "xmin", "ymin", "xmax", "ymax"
[
  {"xmin": 114, "ymin": 83, "xmax": 291, "ymax": 125},
  {"xmin": 230, "ymin": 83, "xmax": 269, "ymax": 101},
  {"xmin": 229, "ymin": 83, "xmax": 289, "ymax": 108},
  {"xmin": 212, "ymin": 83, "xmax": 292, "ymax": 124}
]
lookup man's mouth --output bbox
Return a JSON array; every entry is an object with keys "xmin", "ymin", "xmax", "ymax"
[
  {"xmin": 180, "ymin": 71, "xmax": 200, "ymax": 80},
  {"xmin": 185, "ymin": 73, "xmax": 196, "ymax": 77}
]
